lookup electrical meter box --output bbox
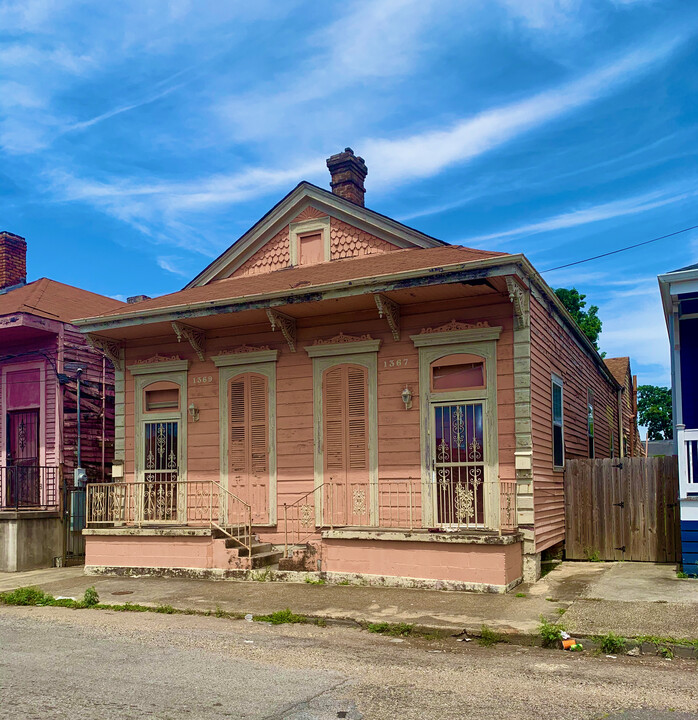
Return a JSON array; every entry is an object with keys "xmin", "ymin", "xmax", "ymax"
[{"xmin": 74, "ymin": 468, "xmax": 87, "ymax": 487}]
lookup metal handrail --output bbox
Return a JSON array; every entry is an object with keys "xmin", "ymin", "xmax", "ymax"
[
  {"xmin": 282, "ymin": 483, "xmax": 330, "ymax": 559},
  {"xmin": 86, "ymin": 479, "xmax": 253, "ymax": 556},
  {"xmin": 208, "ymin": 479, "xmax": 253, "ymax": 557}
]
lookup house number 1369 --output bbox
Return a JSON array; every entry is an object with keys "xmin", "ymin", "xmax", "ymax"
[
  {"xmin": 192, "ymin": 376, "xmax": 213, "ymax": 384},
  {"xmin": 383, "ymin": 359, "xmax": 408, "ymax": 368}
]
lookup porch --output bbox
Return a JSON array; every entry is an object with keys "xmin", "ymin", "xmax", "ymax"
[{"xmin": 84, "ymin": 477, "xmax": 521, "ymax": 588}]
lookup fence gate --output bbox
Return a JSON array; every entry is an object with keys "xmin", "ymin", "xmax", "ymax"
[{"xmin": 565, "ymin": 456, "xmax": 680, "ymax": 562}]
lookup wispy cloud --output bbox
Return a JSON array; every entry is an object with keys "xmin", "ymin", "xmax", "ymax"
[
  {"xmin": 364, "ymin": 34, "xmax": 688, "ymax": 188},
  {"xmin": 461, "ymin": 183, "xmax": 698, "ymax": 247},
  {"xmin": 157, "ymin": 256, "xmax": 190, "ymax": 277}
]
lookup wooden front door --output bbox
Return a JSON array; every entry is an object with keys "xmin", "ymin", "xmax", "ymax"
[
  {"xmin": 6, "ymin": 410, "xmax": 40, "ymax": 507},
  {"xmin": 228, "ymin": 373, "xmax": 269, "ymax": 524},
  {"xmin": 432, "ymin": 402, "xmax": 486, "ymax": 528},
  {"xmin": 322, "ymin": 364, "xmax": 369, "ymax": 526}
]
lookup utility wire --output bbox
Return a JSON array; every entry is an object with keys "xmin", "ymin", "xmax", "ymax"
[{"xmin": 541, "ymin": 223, "xmax": 698, "ymax": 273}]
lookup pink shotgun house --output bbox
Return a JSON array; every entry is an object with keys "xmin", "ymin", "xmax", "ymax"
[
  {"xmin": 75, "ymin": 150, "xmax": 635, "ymax": 591},
  {"xmin": 0, "ymin": 232, "xmax": 124, "ymax": 571}
]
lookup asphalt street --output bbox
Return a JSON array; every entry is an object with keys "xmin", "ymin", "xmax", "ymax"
[{"xmin": 1, "ymin": 606, "xmax": 697, "ymax": 720}]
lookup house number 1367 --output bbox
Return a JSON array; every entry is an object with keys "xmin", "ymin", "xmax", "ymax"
[{"xmin": 383, "ymin": 359, "xmax": 408, "ymax": 368}]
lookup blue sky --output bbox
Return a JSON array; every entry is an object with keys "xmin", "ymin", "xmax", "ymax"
[{"xmin": 1, "ymin": 0, "xmax": 696, "ymax": 389}]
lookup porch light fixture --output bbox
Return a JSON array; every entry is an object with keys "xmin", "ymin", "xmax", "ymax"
[
  {"xmin": 188, "ymin": 402, "xmax": 200, "ymax": 423},
  {"xmin": 401, "ymin": 386, "xmax": 413, "ymax": 410}
]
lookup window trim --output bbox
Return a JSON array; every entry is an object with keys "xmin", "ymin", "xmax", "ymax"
[
  {"xmin": 311, "ymin": 351, "xmax": 378, "ymax": 527},
  {"xmin": 552, "ymin": 374, "xmax": 565, "ymax": 471},
  {"xmin": 289, "ymin": 217, "xmax": 330, "ymax": 266},
  {"xmin": 134, "ymin": 368, "xmax": 188, "ymax": 523},
  {"xmin": 218, "ymin": 360, "xmax": 277, "ymax": 526}
]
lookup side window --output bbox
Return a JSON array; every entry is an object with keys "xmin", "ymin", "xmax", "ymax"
[
  {"xmin": 587, "ymin": 389, "xmax": 595, "ymax": 458},
  {"xmin": 552, "ymin": 375, "xmax": 564, "ymax": 469}
]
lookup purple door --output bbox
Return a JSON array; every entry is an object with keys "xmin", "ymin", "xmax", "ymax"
[{"xmin": 6, "ymin": 410, "xmax": 40, "ymax": 507}]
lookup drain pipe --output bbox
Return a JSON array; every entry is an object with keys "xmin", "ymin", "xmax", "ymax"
[{"xmin": 76, "ymin": 368, "xmax": 83, "ymax": 470}]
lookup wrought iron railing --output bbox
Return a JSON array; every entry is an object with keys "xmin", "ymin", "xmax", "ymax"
[
  {"xmin": 86, "ymin": 479, "xmax": 252, "ymax": 556},
  {"xmin": 0, "ymin": 466, "xmax": 60, "ymax": 510},
  {"xmin": 499, "ymin": 480, "xmax": 518, "ymax": 535},
  {"xmin": 677, "ymin": 425, "xmax": 698, "ymax": 498},
  {"xmin": 282, "ymin": 478, "xmax": 518, "ymax": 556}
]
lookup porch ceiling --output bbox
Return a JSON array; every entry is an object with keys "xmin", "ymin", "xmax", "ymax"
[{"xmin": 87, "ymin": 274, "xmax": 510, "ymax": 342}]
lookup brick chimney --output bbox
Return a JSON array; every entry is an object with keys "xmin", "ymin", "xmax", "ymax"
[
  {"xmin": 326, "ymin": 148, "xmax": 368, "ymax": 206},
  {"xmin": 0, "ymin": 231, "xmax": 27, "ymax": 291}
]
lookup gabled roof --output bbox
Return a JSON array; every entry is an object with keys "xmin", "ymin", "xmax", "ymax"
[
  {"xmin": 77, "ymin": 245, "xmax": 508, "ymax": 327},
  {"xmin": 185, "ymin": 181, "xmax": 448, "ymax": 288},
  {"xmin": 0, "ymin": 278, "xmax": 125, "ymax": 323},
  {"xmin": 604, "ymin": 356, "xmax": 630, "ymax": 386}
]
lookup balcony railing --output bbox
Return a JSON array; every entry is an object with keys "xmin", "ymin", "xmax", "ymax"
[
  {"xmin": 86, "ymin": 479, "xmax": 253, "ymax": 555},
  {"xmin": 282, "ymin": 479, "xmax": 518, "ymax": 555},
  {"xmin": 0, "ymin": 466, "xmax": 60, "ymax": 511},
  {"xmin": 677, "ymin": 425, "xmax": 698, "ymax": 499}
]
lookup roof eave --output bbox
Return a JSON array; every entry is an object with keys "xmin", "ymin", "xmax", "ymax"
[{"xmin": 74, "ymin": 254, "xmax": 523, "ymax": 333}]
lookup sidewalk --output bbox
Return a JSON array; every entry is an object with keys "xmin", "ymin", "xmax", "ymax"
[{"xmin": 1, "ymin": 562, "xmax": 696, "ymax": 641}]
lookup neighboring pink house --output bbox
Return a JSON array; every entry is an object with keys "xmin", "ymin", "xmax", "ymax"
[
  {"xmin": 75, "ymin": 150, "xmax": 635, "ymax": 591},
  {"xmin": 0, "ymin": 232, "xmax": 125, "ymax": 571}
]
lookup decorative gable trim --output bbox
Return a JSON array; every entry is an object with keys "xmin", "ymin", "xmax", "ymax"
[{"xmin": 185, "ymin": 183, "xmax": 446, "ymax": 288}]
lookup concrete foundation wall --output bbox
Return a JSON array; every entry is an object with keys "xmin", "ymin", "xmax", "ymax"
[
  {"xmin": 0, "ymin": 512, "xmax": 62, "ymax": 572},
  {"xmin": 323, "ymin": 538, "xmax": 522, "ymax": 588}
]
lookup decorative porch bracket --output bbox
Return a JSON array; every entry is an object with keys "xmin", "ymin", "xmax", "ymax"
[
  {"xmin": 171, "ymin": 321, "xmax": 206, "ymax": 362},
  {"xmin": 266, "ymin": 308, "xmax": 297, "ymax": 352},
  {"xmin": 505, "ymin": 277, "xmax": 530, "ymax": 331},
  {"xmin": 86, "ymin": 334, "xmax": 123, "ymax": 371},
  {"xmin": 374, "ymin": 293, "xmax": 400, "ymax": 341}
]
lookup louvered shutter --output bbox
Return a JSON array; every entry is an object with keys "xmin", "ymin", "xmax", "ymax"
[
  {"xmin": 229, "ymin": 373, "xmax": 269, "ymax": 477},
  {"xmin": 323, "ymin": 366, "xmax": 346, "ymax": 473},
  {"xmin": 249, "ymin": 374, "xmax": 268, "ymax": 477},
  {"xmin": 323, "ymin": 364, "xmax": 368, "ymax": 478},
  {"xmin": 347, "ymin": 366, "xmax": 368, "ymax": 471},
  {"xmin": 229, "ymin": 377, "xmax": 247, "ymax": 474}
]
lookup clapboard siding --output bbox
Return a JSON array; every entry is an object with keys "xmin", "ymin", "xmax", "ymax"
[
  {"xmin": 530, "ymin": 292, "xmax": 620, "ymax": 552},
  {"xmin": 120, "ymin": 293, "xmax": 516, "ymax": 524},
  {"xmin": 61, "ymin": 326, "xmax": 116, "ymax": 483}
]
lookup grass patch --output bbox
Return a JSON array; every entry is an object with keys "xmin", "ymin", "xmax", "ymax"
[
  {"xmin": 636, "ymin": 635, "xmax": 698, "ymax": 650},
  {"xmin": 253, "ymin": 608, "xmax": 307, "ymax": 625},
  {"xmin": 367, "ymin": 621, "xmax": 414, "ymax": 637},
  {"xmin": 584, "ymin": 548, "xmax": 602, "ymax": 562},
  {"xmin": 337, "ymin": 579, "xmax": 350, "ymax": 586},
  {"xmin": 515, "ymin": 592, "xmax": 526, "ymax": 598},
  {"xmin": 304, "ymin": 577, "xmax": 325, "ymax": 585},
  {"xmin": 598, "ymin": 632, "xmax": 626, "ymax": 655},
  {"xmin": 478, "ymin": 625, "xmax": 504, "ymax": 647},
  {"xmin": 539, "ymin": 616, "xmax": 566, "ymax": 648},
  {"xmin": 556, "ymin": 607, "xmax": 566, "ymax": 616}
]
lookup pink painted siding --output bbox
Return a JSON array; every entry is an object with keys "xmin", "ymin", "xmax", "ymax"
[
  {"xmin": 329, "ymin": 217, "xmax": 397, "ymax": 259},
  {"xmin": 120, "ymin": 293, "xmax": 517, "ymax": 533},
  {"xmin": 323, "ymin": 538, "xmax": 522, "ymax": 587},
  {"xmin": 232, "ymin": 228, "xmax": 290, "ymax": 277},
  {"xmin": 530, "ymin": 294, "xmax": 620, "ymax": 552}
]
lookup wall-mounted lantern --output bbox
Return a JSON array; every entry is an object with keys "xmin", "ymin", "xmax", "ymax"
[
  {"xmin": 188, "ymin": 402, "xmax": 200, "ymax": 423},
  {"xmin": 401, "ymin": 386, "xmax": 413, "ymax": 410}
]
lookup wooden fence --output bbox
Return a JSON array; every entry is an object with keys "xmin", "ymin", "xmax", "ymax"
[{"xmin": 565, "ymin": 456, "xmax": 680, "ymax": 562}]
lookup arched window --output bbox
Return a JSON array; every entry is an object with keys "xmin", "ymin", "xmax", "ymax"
[
  {"xmin": 143, "ymin": 380, "xmax": 180, "ymax": 412},
  {"xmin": 430, "ymin": 354, "xmax": 486, "ymax": 392}
]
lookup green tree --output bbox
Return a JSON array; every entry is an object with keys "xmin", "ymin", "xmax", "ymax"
[
  {"xmin": 637, "ymin": 385, "xmax": 673, "ymax": 440},
  {"xmin": 554, "ymin": 287, "xmax": 603, "ymax": 352}
]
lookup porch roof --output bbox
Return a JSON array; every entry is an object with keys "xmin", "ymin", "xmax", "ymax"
[{"xmin": 74, "ymin": 247, "xmax": 512, "ymax": 333}]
